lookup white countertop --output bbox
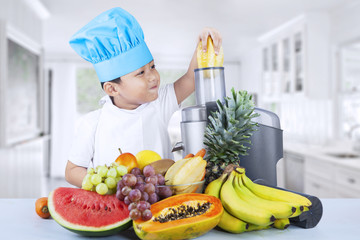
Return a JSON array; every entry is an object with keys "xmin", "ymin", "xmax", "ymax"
[
  {"xmin": 284, "ymin": 141, "xmax": 360, "ymax": 170},
  {"xmin": 2, "ymin": 198, "xmax": 360, "ymax": 240}
]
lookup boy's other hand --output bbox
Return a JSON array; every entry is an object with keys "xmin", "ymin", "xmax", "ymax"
[{"xmin": 198, "ymin": 27, "xmax": 222, "ymax": 55}]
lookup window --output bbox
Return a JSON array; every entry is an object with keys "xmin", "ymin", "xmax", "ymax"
[
  {"xmin": 1, "ymin": 37, "xmax": 41, "ymax": 146},
  {"xmin": 76, "ymin": 68, "xmax": 105, "ymax": 116}
]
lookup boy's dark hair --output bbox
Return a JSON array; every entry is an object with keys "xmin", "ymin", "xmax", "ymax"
[
  {"xmin": 101, "ymin": 77, "xmax": 121, "ymax": 103},
  {"xmin": 101, "ymin": 77, "xmax": 121, "ymax": 89}
]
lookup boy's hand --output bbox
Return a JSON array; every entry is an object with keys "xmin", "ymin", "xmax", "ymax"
[{"xmin": 198, "ymin": 27, "xmax": 222, "ymax": 55}]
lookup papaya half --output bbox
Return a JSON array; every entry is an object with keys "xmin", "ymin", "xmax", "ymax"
[{"xmin": 133, "ymin": 193, "xmax": 223, "ymax": 240}]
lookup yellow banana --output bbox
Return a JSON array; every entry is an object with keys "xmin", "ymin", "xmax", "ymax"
[
  {"xmin": 220, "ymin": 171, "xmax": 275, "ymax": 226},
  {"xmin": 233, "ymin": 172, "xmax": 296, "ymax": 219},
  {"xmin": 204, "ymin": 172, "xmax": 228, "ymax": 198},
  {"xmin": 292, "ymin": 205, "xmax": 305, "ymax": 217},
  {"xmin": 205, "ymin": 172, "xmax": 248, "ymax": 233},
  {"xmin": 290, "ymin": 205, "xmax": 309, "ymax": 218},
  {"xmin": 273, "ymin": 218, "xmax": 290, "ymax": 230},
  {"xmin": 235, "ymin": 167, "xmax": 245, "ymax": 174},
  {"xmin": 197, "ymin": 37, "xmax": 224, "ymax": 68},
  {"xmin": 217, "ymin": 209, "xmax": 249, "ymax": 233},
  {"xmin": 241, "ymin": 173, "xmax": 312, "ymax": 207},
  {"xmin": 246, "ymin": 224, "xmax": 271, "ymax": 232}
]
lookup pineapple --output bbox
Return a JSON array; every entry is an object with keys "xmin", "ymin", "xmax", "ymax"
[{"xmin": 204, "ymin": 88, "xmax": 259, "ymax": 185}]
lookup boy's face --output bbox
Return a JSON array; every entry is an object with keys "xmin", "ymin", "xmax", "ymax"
[{"xmin": 108, "ymin": 60, "xmax": 160, "ymax": 109}]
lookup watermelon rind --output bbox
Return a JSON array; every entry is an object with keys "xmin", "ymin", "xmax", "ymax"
[{"xmin": 48, "ymin": 189, "xmax": 132, "ymax": 237}]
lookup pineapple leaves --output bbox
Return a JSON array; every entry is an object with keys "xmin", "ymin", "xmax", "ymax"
[{"xmin": 204, "ymin": 88, "xmax": 259, "ymax": 164}]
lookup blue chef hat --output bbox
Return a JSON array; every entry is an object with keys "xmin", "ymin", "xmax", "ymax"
[{"xmin": 69, "ymin": 7, "xmax": 153, "ymax": 82}]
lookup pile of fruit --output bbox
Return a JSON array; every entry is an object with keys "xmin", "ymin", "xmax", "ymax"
[
  {"xmin": 34, "ymin": 40, "xmax": 322, "ymax": 240},
  {"xmin": 38, "ymin": 148, "xmax": 213, "ymax": 239},
  {"xmin": 35, "ymin": 116, "xmax": 320, "ymax": 240}
]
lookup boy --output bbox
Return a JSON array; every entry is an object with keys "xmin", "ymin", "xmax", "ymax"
[{"xmin": 65, "ymin": 7, "xmax": 222, "ymax": 187}]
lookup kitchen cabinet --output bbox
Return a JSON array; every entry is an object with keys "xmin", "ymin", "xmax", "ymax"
[
  {"xmin": 262, "ymin": 25, "xmax": 305, "ymax": 99},
  {"xmin": 303, "ymin": 155, "xmax": 360, "ymax": 198},
  {"xmin": 305, "ymin": 156, "xmax": 335, "ymax": 180},
  {"xmin": 304, "ymin": 157, "xmax": 336, "ymax": 198},
  {"xmin": 336, "ymin": 185, "xmax": 360, "ymax": 198},
  {"xmin": 335, "ymin": 165, "xmax": 360, "ymax": 197},
  {"xmin": 305, "ymin": 174, "xmax": 335, "ymax": 198},
  {"xmin": 259, "ymin": 13, "xmax": 330, "ymax": 102},
  {"xmin": 283, "ymin": 152, "xmax": 304, "ymax": 192},
  {"xmin": 284, "ymin": 144, "xmax": 360, "ymax": 198}
]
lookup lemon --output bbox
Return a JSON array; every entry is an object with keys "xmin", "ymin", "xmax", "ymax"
[
  {"xmin": 135, "ymin": 150, "xmax": 162, "ymax": 170},
  {"xmin": 197, "ymin": 37, "xmax": 224, "ymax": 68}
]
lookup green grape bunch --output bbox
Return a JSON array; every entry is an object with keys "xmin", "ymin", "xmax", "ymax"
[{"xmin": 81, "ymin": 162, "xmax": 128, "ymax": 195}]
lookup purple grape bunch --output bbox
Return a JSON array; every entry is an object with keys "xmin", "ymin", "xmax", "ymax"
[{"xmin": 115, "ymin": 165, "xmax": 172, "ymax": 221}]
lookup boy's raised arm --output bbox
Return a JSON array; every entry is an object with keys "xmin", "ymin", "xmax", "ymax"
[{"xmin": 174, "ymin": 27, "xmax": 222, "ymax": 104}]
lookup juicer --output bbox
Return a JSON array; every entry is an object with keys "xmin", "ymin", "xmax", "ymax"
[{"xmin": 172, "ymin": 66, "xmax": 284, "ymax": 186}]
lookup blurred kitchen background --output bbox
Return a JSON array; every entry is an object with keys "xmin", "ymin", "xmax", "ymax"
[{"xmin": 0, "ymin": 0, "xmax": 359, "ymax": 198}]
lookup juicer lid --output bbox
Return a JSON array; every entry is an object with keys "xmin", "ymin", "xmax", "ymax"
[
  {"xmin": 252, "ymin": 108, "xmax": 281, "ymax": 129},
  {"xmin": 194, "ymin": 66, "xmax": 224, "ymax": 72},
  {"xmin": 181, "ymin": 106, "xmax": 207, "ymax": 122}
]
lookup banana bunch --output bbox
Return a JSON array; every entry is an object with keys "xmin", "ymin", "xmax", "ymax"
[{"xmin": 205, "ymin": 167, "xmax": 312, "ymax": 233}]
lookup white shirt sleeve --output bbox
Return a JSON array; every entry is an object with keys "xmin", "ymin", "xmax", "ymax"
[
  {"xmin": 68, "ymin": 110, "xmax": 101, "ymax": 168},
  {"xmin": 157, "ymin": 83, "xmax": 180, "ymax": 125}
]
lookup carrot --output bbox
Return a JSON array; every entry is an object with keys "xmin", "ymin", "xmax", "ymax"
[
  {"xmin": 184, "ymin": 153, "xmax": 194, "ymax": 158},
  {"xmin": 194, "ymin": 148, "xmax": 206, "ymax": 158},
  {"xmin": 35, "ymin": 197, "xmax": 50, "ymax": 219}
]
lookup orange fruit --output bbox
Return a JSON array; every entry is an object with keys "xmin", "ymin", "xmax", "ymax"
[{"xmin": 115, "ymin": 148, "xmax": 139, "ymax": 173}]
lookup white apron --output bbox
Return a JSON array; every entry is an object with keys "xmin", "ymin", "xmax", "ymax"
[{"xmin": 92, "ymin": 96, "xmax": 174, "ymax": 167}]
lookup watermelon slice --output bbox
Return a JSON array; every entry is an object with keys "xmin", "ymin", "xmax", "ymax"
[{"xmin": 48, "ymin": 187, "xmax": 131, "ymax": 237}]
